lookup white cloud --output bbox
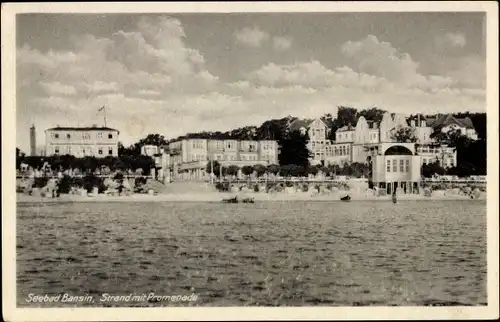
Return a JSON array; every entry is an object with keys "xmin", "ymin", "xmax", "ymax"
[
  {"xmin": 272, "ymin": 36, "xmax": 292, "ymax": 51},
  {"xmin": 40, "ymin": 81, "xmax": 77, "ymax": 96},
  {"xmin": 81, "ymin": 81, "xmax": 120, "ymax": 94},
  {"xmin": 437, "ymin": 32, "xmax": 467, "ymax": 48},
  {"xmin": 234, "ymin": 27, "xmax": 269, "ymax": 48},
  {"xmin": 341, "ymin": 35, "xmax": 420, "ymax": 84},
  {"xmin": 16, "ymin": 18, "xmax": 486, "ymax": 153}
]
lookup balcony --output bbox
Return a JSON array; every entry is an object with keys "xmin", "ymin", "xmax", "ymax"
[{"xmin": 167, "ymin": 148, "xmax": 182, "ymax": 155}]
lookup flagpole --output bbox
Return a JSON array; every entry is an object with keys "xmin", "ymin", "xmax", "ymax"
[{"xmin": 103, "ymin": 105, "xmax": 107, "ymax": 127}]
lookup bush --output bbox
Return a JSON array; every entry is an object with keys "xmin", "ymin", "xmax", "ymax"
[
  {"xmin": 114, "ymin": 172, "xmax": 124, "ymax": 181},
  {"xmin": 285, "ymin": 181, "xmax": 294, "ymax": 188},
  {"xmin": 215, "ymin": 182, "xmax": 230, "ymax": 192},
  {"xmin": 33, "ymin": 177, "xmax": 49, "ymax": 188},
  {"xmin": 57, "ymin": 175, "xmax": 73, "ymax": 194},
  {"xmin": 82, "ymin": 174, "xmax": 105, "ymax": 193},
  {"xmin": 301, "ymin": 184, "xmax": 309, "ymax": 192},
  {"xmin": 135, "ymin": 176, "xmax": 147, "ymax": 188}
]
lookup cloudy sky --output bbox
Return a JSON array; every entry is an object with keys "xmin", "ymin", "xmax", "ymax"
[{"xmin": 16, "ymin": 12, "xmax": 486, "ymax": 152}]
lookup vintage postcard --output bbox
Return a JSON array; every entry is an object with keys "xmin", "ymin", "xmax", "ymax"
[{"xmin": 2, "ymin": 1, "xmax": 499, "ymax": 321}]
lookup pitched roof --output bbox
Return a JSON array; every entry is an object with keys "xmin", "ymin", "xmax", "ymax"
[
  {"xmin": 427, "ymin": 114, "xmax": 475, "ymax": 129},
  {"xmin": 336, "ymin": 124, "xmax": 355, "ymax": 132},
  {"xmin": 46, "ymin": 126, "xmax": 119, "ymax": 133},
  {"xmin": 457, "ymin": 117, "xmax": 475, "ymax": 129},
  {"xmin": 289, "ymin": 118, "xmax": 314, "ymax": 131}
]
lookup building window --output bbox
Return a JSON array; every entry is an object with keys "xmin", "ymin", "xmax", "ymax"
[
  {"xmin": 81, "ymin": 147, "xmax": 86, "ymax": 155},
  {"xmin": 387, "ymin": 160, "xmax": 391, "ymax": 172},
  {"xmin": 97, "ymin": 132, "xmax": 103, "ymax": 138},
  {"xmin": 55, "ymin": 146, "xmax": 60, "ymax": 154},
  {"xmin": 98, "ymin": 148, "xmax": 103, "ymax": 155},
  {"xmin": 393, "ymin": 160, "xmax": 397, "ymax": 172},
  {"xmin": 108, "ymin": 148, "xmax": 113, "ymax": 155},
  {"xmin": 67, "ymin": 146, "xmax": 71, "ymax": 154},
  {"xmin": 399, "ymin": 160, "xmax": 404, "ymax": 172},
  {"xmin": 405, "ymin": 160, "xmax": 409, "ymax": 173},
  {"xmin": 55, "ymin": 134, "xmax": 59, "ymax": 139},
  {"xmin": 66, "ymin": 134, "xmax": 71, "ymax": 139},
  {"xmin": 108, "ymin": 134, "xmax": 113, "ymax": 139}
]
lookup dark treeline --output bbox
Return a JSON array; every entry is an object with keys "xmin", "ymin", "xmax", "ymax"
[{"xmin": 205, "ymin": 161, "xmax": 371, "ymax": 179}]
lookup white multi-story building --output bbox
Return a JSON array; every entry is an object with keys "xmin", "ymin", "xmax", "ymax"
[
  {"xmin": 288, "ymin": 117, "xmax": 331, "ymax": 166},
  {"xmin": 322, "ymin": 112, "xmax": 472, "ymax": 169},
  {"xmin": 165, "ymin": 138, "xmax": 279, "ymax": 180},
  {"xmin": 44, "ymin": 125, "xmax": 119, "ymax": 158},
  {"xmin": 426, "ymin": 114, "xmax": 478, "ymax": 140}
]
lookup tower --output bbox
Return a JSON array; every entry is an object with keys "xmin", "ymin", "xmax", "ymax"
[{"xmin": 30, "ymin": 124, "xmax": 36, "ymax": 156}]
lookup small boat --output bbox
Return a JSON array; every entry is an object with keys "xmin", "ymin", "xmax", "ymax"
[
  {"xmin": 222, "ymin": 196, "xmax": 238, "ymax": 204},
  {"xmin": 340, "ymin": 195, "xmax": 351, "ymax": 202},
  {"xmin": 241, "ymin": 197, "xmax": 255, "ymax": 204}
]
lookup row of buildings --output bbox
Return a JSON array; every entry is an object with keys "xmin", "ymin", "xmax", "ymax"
[
  {"xmin": 290, "ymin": 112, "xmax": 478, "ymax": 169},
  {"xmin": 34, "ymin": 112, "xmax": 479, "ymax": 190}
]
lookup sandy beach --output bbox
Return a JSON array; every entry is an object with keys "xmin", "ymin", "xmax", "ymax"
[{"xmin": 16, "ymin": 190, "xmax": 485, "ymax": 203}]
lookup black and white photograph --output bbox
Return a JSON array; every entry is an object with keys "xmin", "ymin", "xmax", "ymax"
[{"xmin": 2, "ymin": 1, "xmax": 499, "ymax": 321}]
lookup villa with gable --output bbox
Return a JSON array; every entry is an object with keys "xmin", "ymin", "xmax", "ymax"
[{"xmin": 289, "ymin": 112, "xmax": 479, "ymax": 170}]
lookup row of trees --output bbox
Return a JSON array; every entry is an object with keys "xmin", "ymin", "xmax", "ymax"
[
  {"xmin": 205, "ymin": 161, "xmax": 371, "ymax": 179},
  {"xmin": 421, "ymin": 161, "xmax": 485, "ymax": 178},
  {"xmin": 16, "ymin": 153, "xmax": 155, "ymax": 175}
]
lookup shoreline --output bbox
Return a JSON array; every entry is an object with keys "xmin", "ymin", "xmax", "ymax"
[{"xmin": 16, "ymin": 191, "xmax": 485, "ymax": 203}]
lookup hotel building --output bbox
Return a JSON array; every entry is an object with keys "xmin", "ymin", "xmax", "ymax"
[
  {"xmin": 44, "ymin": 125, "xmax": 120, "ymax": 158},
  {"xmin": 288, "ymin": 117, "xmax": 332, "ymax": 166},
  {"xmin": 164, "ymin": 138, "xmax": 279, "ymax": 180}
]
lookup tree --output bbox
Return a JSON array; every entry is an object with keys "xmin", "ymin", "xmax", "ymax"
[
  {"xmin": 241, "ymin": 165, "xmax": 254, "ymax": 178},
  {"xmin": 206, "ymin": 160, "xmax": 221, "ymax": 177},
  {"xmin": 421, "ymin": 161, "xmax": 446, "ymax": 178},
  {"xmin": 225, "ymin": 165, "xmax": 240, "ymax": 177},
  {"xmin": 266, "ymin": 164, "xmax": 280, "ymax": 175},
  {"xmin": 336, "ymin": 106, "xmax": 358, "ymax": 128},
  {"xmin": 278, "ymin": 130, "xmax": 311, "ymax": 168},
  {"xmin": 391, "ymin": 127, "xmax": 417, "ymax": 143},
  {"xmin": 253, "ymin": 164, "xmax": 267, "ymax": 177},
  {"xmin": 358, "ymin": 107, "xmax": 386, "ymax": 124},
  {"xmin": 279, "ymin": 164, "xmax": 306, "ymax": 177},
  {"xmin": 16, "ymin": 148, "xmax": 26, "ymax": 169},
  {"xmin": 447, "ymin": 162, "xmax": 476, "ymax": 177},
  {"xmin": 328, "ymin": 106, "xmax": 359, "ymax": 140},
  {"xmin": 307, "ymin": 166, "xmax": 319, "ymax": 176},
  {"xmin": 123, "ymin": 133, "xmax": 168, "ymax": 156}
]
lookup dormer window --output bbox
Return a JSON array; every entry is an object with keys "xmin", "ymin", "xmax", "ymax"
[
  {"xmin": 108, "ymin": 134, "xmax": 113, "ymax": 139},
  {"xmin": 66, "ymin": 134, "xmax": 71, "ymax": 139}
]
